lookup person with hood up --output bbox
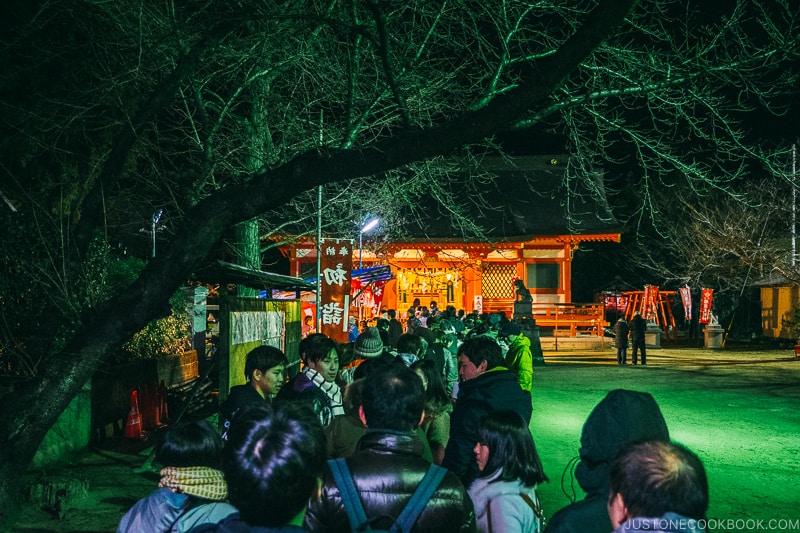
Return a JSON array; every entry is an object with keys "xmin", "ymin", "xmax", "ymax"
[
  {"xmin": 544, "ymin": 389, "xmax": 670, "ymax": 533},
  {"xmin": 500, "ymin": 323, "xmax": 533, "ymax": 392}
]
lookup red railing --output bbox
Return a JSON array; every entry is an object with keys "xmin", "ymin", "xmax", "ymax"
[{"xmin": 483, "ymin": 300, "xmax": 607, "ymax": 337}]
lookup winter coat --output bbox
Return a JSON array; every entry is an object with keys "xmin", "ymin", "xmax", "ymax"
[
  {"xmin": 443, "ymin": 344, "xmax": 459, "ymax": 395},
  {"xmin": 388, "ymin": 319, "xmax": 404, "ymax": 348},
  {"xmin": 188, "ymin": 513, "xmax": 309, "ymax": 532},
  {"xmin": 443, "ymin": 368, "xmax": 532, "ymax": 486},
  {"xmin": 544, "ymin": 389, "xmax": 669, "ymax": 533},
  {"xmin": 117, "ymin": 488, "xmax": 236, "ymax": 533},
  {"xmin": 505, "ymin": 335, "xmax": 534, "ymax": 392},
  {"xmin": 274, "ymin": 372, "xmax": 335, "ymax": 427},
  {"xmin": 613, "ymin": 513, "xmax": 706, "ymax": 533},
  {"xmin": 325, "ymin": 413, "xmax": 367, "ymax": 459},
  {"xmin": 614, "ymin": 320, "xmax": 630, "ymax": 349},
  {"xmin": 219, "ymin": 384, "xmax": 269, "ymax": 440},
  {"xmin": 468, "ymin": 469, "xmax": 542, "ymax": 533},
  {"xmin": 305, "ymin": 430, "xmax": 476, "ymax": 532},
  {"xmin": 325, "ymin": 413, "xmax": 434, "ymax": 463},
  {"xmin": 420, "ymin": 401, "xmax": 452, "ymax": 450},
  {"xmin": 630, "ymin": 314, "xmax": 646, "ymax": 341}
]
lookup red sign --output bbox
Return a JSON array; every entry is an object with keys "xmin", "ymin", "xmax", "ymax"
[
  {"xmin": 352, "ymin": 279, "xmax": 388, "ymax": 318},
  {"xmin": 679, "ymin": 285, "xmax": 692, "ymax": 321},
  {"xmin": 699, "ymin": 288, "xmax": 714, "ymax": 325},
  {"xmin": 319, "ymin": 239, "xmax": 353, "ymax": 343},
  {"xmin": 603, "ymin": 294, "xmax": 628, "ymax": 312},
  {"xmin": 643, "ymin": 285, "xmax": 659, "ymax": 320}
]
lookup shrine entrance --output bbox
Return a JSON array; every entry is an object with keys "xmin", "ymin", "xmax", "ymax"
[
  {"xmin": 393, "ymin": 267, "xmax": 463, "ymax": 316},
  {"xmin": 622, "ymin": 290, "xmax": 678, "ymax": 341}
]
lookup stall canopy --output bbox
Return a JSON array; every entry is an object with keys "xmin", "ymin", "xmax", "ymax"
[{"xmin": 193, "ymin": 260, "xmax": 315, "ymax": 297}]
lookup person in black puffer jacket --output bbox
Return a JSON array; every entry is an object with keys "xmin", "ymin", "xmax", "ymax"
[
  {"xmin": 443, "ymin": 336, "xmax": 533, "ymax": 487},
  {"xmin": 544, "ymin": 389, "xmax": 670, "ymax": 533},
  {"xmin": 305, "ymin": 364, "xmax": 475, "ymax": 533}
]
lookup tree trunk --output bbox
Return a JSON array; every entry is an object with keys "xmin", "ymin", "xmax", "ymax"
[{"xmin": 235, "ymin": 219, "xmax": 261, "ymax": 298}]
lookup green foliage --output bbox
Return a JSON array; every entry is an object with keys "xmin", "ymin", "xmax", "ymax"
[
  {"xmin": 99, "ymin": 256, "xmax": 191, "ymax": 362},
  {"xmin": 117, "ymin": 289, "xmax": 192, "ymax": 362}
]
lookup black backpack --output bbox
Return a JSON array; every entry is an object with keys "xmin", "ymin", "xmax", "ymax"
[{"xmin": 328, "ymin": 458, "xmax": 447, "ymax": 533}]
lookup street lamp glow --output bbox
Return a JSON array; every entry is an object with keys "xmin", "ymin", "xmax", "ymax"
[
  {"xmin": 360, "ymin": 218, "xmax": 380, "ymax": 234},
  {"xmin": 359, "ymin": 218, "xmax": 380, "ymax": 269}
]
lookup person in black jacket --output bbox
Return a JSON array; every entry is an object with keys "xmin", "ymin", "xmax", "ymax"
[
  {"xmin": 544, "ymin": 389, "xmax": 670, "ymax": 533},
  {"xmin": 613, "ymin": 318, "xmax": 630, "ymax": 365},
  {"xmin": 387, "ymin": 309, "xmax": 404, "ymax": 348},
  {"xmin": 305, "ymin": 364, "xmax": 475, "ymax": 533},
  {"xmin": 219, "ymin": 345, "xmax": 288, "ymax": 440},
  {"xmin": 629, "ymin": 311, "xmax": 647, "ymax": 365},
  {"xmin": 443, "ymin": 336, "xmax": 533, "ymax": 486}
]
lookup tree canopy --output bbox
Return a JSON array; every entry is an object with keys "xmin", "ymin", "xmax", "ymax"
[{"xmin": 1, "ymin": 0, "xmax": 798, "ymax": 519}]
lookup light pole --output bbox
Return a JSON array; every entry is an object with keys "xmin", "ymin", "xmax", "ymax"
[
  {"xmin": 151, "ymin": 209, "xmax": 163, "ymax": 258},
  {"xmin": 359, "ymin": 218, "xmax": 380, "ymax": 269}
]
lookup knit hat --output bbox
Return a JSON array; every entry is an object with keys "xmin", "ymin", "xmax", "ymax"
[
  {"xmin": 354, "ymin": 327, "xmax": 384, "ymax": 358},
  {"xmin": 500, "ymin": 323, "xmax": 521, "ymax": 337}
]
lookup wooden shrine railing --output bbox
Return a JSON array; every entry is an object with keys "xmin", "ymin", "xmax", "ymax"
[
  {"xmin": 482, "ymin": 300, "xmax": 607, "ymax": 337},
  {"xmin": 531, "ymin": 303, "xmax": 607, "ymax": 337}
]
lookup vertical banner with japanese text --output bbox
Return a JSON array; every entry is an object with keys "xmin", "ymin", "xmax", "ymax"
[
  {"xmin": 699, "ymin": 288, "xmax": 714, "ymax": 325},
  {"xmin": 679, "ymin": 285, "xmax": 692, "ymax": 321},
  {"xmin": 319, "ymin": 239, "xmax": 353, "ymax": 343},
  {"xmin": 473, "ymin": 295, "xmax": 483, "ymax": 314}
]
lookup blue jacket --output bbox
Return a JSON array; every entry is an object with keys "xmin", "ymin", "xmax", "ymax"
[
  {"xmin": 117, "ymin": 488, "xmax": 236, "ymax": 533},
  {"xmin": 188, "ymin": 513, "xmax": 310, "ymax": 532}
]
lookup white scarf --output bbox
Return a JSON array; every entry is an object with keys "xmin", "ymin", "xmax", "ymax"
[{"xmin": 303, "ymin": 367, "xmax": 344, "ymax": 416}]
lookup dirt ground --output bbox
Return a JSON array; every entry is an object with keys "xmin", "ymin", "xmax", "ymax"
[{"xmin": 7, "ymin": 345, "xmax": 800, "ymax": 533}]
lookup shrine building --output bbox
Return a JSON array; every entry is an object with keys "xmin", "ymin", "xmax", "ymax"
[{"xmin": 279, "ymin": 155, "xmax": 621, "ymax": 331}]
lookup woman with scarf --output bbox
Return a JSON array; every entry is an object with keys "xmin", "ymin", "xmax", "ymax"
[
  {"xmin": 117, "ymin": 420, "xmax": 234, "ymax": 532},
  {"xmin": 468, "ymin": 411, "xmax": 548, "ymax": 533}
]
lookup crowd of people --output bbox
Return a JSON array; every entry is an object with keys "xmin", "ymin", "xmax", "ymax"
[{"xmin": 118, "ymin": 303, "xmax": 710, "ymax": 533}]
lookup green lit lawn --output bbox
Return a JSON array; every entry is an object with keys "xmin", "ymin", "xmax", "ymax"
[{"xmin": 532, "ymin": 349, "xmax": 800, "ymax": 532}]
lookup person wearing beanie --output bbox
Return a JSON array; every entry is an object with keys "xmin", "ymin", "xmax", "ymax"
[
  {"xmin": 339, "ymin": 327, "xmax": 385, "ymax": 385},
  {"xmin": 355, "ymin": 327, "xmax": 384, "ymax": 359}
]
